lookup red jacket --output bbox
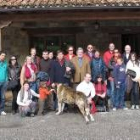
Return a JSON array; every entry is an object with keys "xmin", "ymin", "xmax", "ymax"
[
  {"xmin": 64, "ymin": 54, "xmax": 75, "ymax": 61},
  {"xmin": 94, "ymin": 83, "xmax": 107, "ymax": 95},
  {"xmin": 103, "ymin": 50, "xmax": 114, "ymax": 67}
]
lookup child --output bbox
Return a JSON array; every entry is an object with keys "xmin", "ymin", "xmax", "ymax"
[
  {"xmin": 38, "ymin": 81, "xmax": 54, "ymax": 115},
  {"xmin": 94, "ymin": 75, "xmax": 109, "ymax": 112},
  {"xmin": 113, "ymin": 57, "xmax": 128, "ymax": 111}
]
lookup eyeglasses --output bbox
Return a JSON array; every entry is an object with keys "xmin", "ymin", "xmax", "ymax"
[
  {"xmin": 11, "ymin": 59, "xmax": 16, "ymax": 61},
  {"xmin": 88, "ymin": 47, "xmax": 93, "ymax": 49}
]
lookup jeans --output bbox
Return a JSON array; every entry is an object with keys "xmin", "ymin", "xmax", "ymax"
[
  {"xmin": 0, "ymin": 82, "xmax": 7, "ymax": 113},
  {"xmin": 131, "ymin": 82, "xmax": 139, "ymax": 105},
  {"xmin": 107, "ymin": 80, "xmax": 115, "ymax": 107},
  {"xmin": 114, "ymin": 84, "xmax": 125, "ymax": 108}
]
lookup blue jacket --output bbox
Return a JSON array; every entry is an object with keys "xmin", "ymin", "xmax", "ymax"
[
  {"xmin": 0, "ymin": 60, "xmax": 8, "ymax": 82},
  {"xmin": 50, "ymin": 59, "xmax": 70, "ymax": 84},
  {"xmin": 90, "ymin": 57, "xmax": 106, "ymax": 82},
  {"xmin": 113, "ymin": 64, "xmax": 126, "ymax": 85}
]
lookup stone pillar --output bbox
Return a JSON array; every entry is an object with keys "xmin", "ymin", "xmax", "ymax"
[{"xmin": 0, "ymin": 21, "xmax": 11, "ymax": 51}]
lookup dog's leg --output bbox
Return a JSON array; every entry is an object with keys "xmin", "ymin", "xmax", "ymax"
[
  {"xmin": 89, "ymin": 114, "xmax": 94, "ymax": 122},
  {"xmin": 56, "ymin": 102, "xmax": 62, "ymax": 115},
  {"xmin": 61, "ymin": 103, "xmax": 65, "ymax": 112},
  {"xmin": 85, "ymin": 107, "xmax": 94, "ymax": 122},
  {"xmin": 77, "ymin": 101, "xmax": 89, "ymax": 123}
]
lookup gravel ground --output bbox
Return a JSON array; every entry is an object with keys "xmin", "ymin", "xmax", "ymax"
[{"xmin": 0, "ymin": 109, "xmax": 140, "ymax": 140}]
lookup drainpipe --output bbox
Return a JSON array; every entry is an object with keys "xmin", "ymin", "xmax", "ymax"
[{"xmin": 0, "ymin": 21, "xmax": 11, "ymax": 51}]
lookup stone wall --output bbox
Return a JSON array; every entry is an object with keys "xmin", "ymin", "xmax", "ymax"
[{"xmin": 1, "ymin": 26, "xmax": 29, "ymax": 64}]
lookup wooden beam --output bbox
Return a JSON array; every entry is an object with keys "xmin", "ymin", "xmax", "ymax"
[{"xmin": 0, "ymin": 11, "xmax": 140, "ymax": 22}]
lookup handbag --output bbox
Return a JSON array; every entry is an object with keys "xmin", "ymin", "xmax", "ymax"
[
  {"xmin": 7, "ymin": 80, "xmax": 18, "ymax": 90},
  {"xmin": 126, "ymin": 69, "xmax": 136, "ymax": 79}
]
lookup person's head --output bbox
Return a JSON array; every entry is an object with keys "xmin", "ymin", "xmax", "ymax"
[
  {"xmin": 77, "ymin": 47, "xmax": 84, "ymax": 58},
  {"xmin": 94, "ymin": 50, "xmax": 100, "ymax": 58},
  {"xmin": 42, "ymin": 50, "xmax": 49, "ymax": 60},
  {"xmin": 49, "ymin": 51, "xmax": 54, "ymax": 59},
  {"xmin": 116, "ymin": 57, "xmax": 123, "ymax": 65},
  {"xmin": 30, "ymin": 48, "xmax": 36, "ymax": 57},
  {"xmin": 125, "ymin": 45, "xmax": 131, "ymax": 54},
  {"xmin": 130, "ymin": 52, "xmax": 137, "ymax": 62},
  {"xmin": 97, "ymin": 75, "xmax": 103, "ymax": 83},
  {"xmin": 57, "ymin": 50, "xmax": 64, "ymax": 61},
  {"xmin": 84, "ymin": 73, "xmax": 92, "ymax": 83},
  {"xmin": 40, "ymin": 81, "xmax": 47, "ymax": 88},
  {"xmin": 87, "ymin": 44, "xmax": 94, "ymax": 53},
  {"xmin": 67, "ymin": 45, "xmax": 74, "ymax": 55},
  {"xmin": 25, "ymin": 56, "xmax": 32, "ymax": 65},
  {"xmin": 109, "ymin": 43, "xmax": 115, "ymax": 52},
  {"xmin": 0, "ymin": 51, "xmax": 6, "ymax": 61},
  {"xmin": 23, "ymin": 81, "xmax": 30, "ymax": 91},
  {"xmin": 113, "ymin": 49, "xmax": 120, "ymax": 57},
  {"xmin": 9, "ymin": 55, "xmax": 18, "ymax": 66}
]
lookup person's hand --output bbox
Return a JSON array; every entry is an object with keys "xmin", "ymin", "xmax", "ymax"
[
  {"xmin": 50, "ymin": 89, "xmax": 55, "ymax": 93},
  {"xmin": 108, "ymin": 77, "xmax": 114, "ymax": 81},
  {"xmin": 66, "ymin": 67, "xmax": 71, "ymax": 72},
  {"xmin": 100, "ymin": 94, "xmax": 106, "ymax": 98},
  {"xmin": 51, "ymin": 83, "xmax": 55, "ymax": 88},
  {"xmin": 87, "ymin": 97, "xmax": 92, "ymax": 104}
]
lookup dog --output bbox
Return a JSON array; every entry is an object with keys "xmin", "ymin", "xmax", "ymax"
[{"xmin": 56, "ymin": 84, "xmax": 94, "ymax": 123}]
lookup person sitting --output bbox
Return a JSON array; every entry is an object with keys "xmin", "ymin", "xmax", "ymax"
[
  {"xmin": 17, "ymin": 81, "xmax": 39, "ymax": 117},
  {"xmin": 94, "ymin": 75, "xmax": 109, "ymax": 112},
  {"xmin": 76, "ymin": 73, "xmax": 96, "ymax": 114},
  {"xmin": 38, "ymin": 81, "xmax": 55, "ymax": 115}
]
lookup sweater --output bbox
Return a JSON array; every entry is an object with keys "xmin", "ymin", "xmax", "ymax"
[
  {"xmin": 113, "ymin": 64, "xmax": 126, "ymax": 85},
  {"xmin": 94, "ymin": 83, "xmax": 107, "ymax": 95},
  {"xmin": 39, "ymin": 87, "xmax": 51, "ymax": 100}
]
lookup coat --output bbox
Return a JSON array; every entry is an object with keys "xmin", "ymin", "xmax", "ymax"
[
  {"xmin": 90, "ymin": 57, "xmax": 106, "ymax": 82},
  {"xmin": 71, "ymin": 56, "xmax": 91, "ymax": 83}
]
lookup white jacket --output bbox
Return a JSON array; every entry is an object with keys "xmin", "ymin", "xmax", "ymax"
[
  {"xmin": 126, "ymin": 60, "xmax": 140, "ymax": 82},
  {"xmin": 76, "ymin": 81, "xmax": 95, "ymax": 98}
]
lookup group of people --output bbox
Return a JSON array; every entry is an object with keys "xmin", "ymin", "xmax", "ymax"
[{"xmin": 0, "ymin": 43, "xmax": 140, "ymax": 117}]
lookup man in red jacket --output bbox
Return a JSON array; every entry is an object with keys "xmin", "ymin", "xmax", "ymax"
[{"xmin": 103, "ymin": 43, "xmax": 115, "ymax": 67}]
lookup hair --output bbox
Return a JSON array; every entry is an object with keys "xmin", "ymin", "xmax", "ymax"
[
  {"xmin": 0, "ymin": 51, "xmax": 6, "ymax": 55},
  {"xmin": 57, "ymin": 50, "xmax": 64, "ymax": 56},
  {"xmin": 95, "ymin": 75, "xmax": 104, "ymax": 85},
  {"xmin": 42, "ymin": 50, "xmax": 49, "ymax": 54},
  {"xmin": 9, "ymin": 55, "xmax": 19, "ymax": 67},
  {"xmin": 76, "ymin": 47, "xmax": 84, "ymax": 53},
  {"xmin": 130, "ymin": 52, "xmax": 139, "ymax": 65},
  {"xmin": 67, "ymin": 45, "xmax": 74, "ymax": 51},
  {"xmin": 30, "ymin": 47, "xmax": 36, "ymax": 51}
]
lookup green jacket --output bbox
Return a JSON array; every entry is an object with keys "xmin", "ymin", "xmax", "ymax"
[{"xmin": 0, "ymin": 60, "xmax": 8, "ymax": 82}]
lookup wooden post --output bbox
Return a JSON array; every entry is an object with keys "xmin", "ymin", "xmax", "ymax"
[{"xmin": 0, "ymin": 21, "xmax": 11, "ymax": 51}]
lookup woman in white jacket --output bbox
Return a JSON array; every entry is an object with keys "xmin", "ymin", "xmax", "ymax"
[
  {"xmin": 17, "ymin": 81, "xmax": 39, "ymax": 117},
  {"xmin": 126, "ymin": 52, "xmax": 140, "ymax": 110}
]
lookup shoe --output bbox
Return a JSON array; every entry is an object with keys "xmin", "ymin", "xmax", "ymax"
[
  {"xmin": 131, "ymin": 105, "xmax": 135, "ymax": 110},
  {"xmin": 123, "ymin": 107, "xmax": 128, "ymax": 111},
  {"xmin": 0, "ymin": 111, "xmax": 6, "ymax": 116},
  {"xmin": 112, "ymin": 108, "xmax": 117, "ymax": 111},
  {"xmin": 30, "ymin": 113, "xmax": 35, "ymax": 117},
  {"xmin": 136, "ymin": 105, "xmax": 139, "ymax": 110}
]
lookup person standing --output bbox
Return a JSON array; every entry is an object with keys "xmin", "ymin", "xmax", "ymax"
[
  {"xmin": 122, "ymin": 45, "xmax": 131, "ymax": 65},
  {"xmin": 65, "ymin": 45, "xmax": 75, "ymax": 61},
  {"xmin": 20, "ymin": 56, "xmax": 37, "ymax": 92},
  {"xmin": 8, "ymin": 56, "xmax": 21, "ymax": 114},
  {"xmin": 90, "ymin": 50, "xmax": 106, "ymax": 83},
  {"xmin": 71, "ymin": 47, "xmax": 91, "ymax": 89},
  {"xmin": 30, "ymin": 47, "xmax": 40, "ymax": 71},
  {"xmin": 85, "ymin": 44, "xmax": 96, "ymax": 61},
  {"xmin": 0, "ymin": 51, "xmax": 8, "ymax": 116},
  {"xmin": 126, "ymin": 52, "xmax": 140, "ymax": 110},
  {"xmin": 113, "ymin": 57, "xmax": 128, "ymax": 111},
  {"xmin": 50, "ymin": 50, "xmax": 74, "ymax": 110}
]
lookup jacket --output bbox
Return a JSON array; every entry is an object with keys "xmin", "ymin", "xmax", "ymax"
[
  {"xmin": 0, "ymin": 60, "xmax": 8, "ymax": 82},
  {"xmin": 90, "ymin": 57, "xmax": 106, "ymax": 82},
  {"xmin": 71, "ymin": 56, "xmax": 91, "ymax": 83}
]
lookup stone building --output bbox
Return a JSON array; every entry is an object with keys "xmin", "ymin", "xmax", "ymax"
[{"xmin": 0, "ymin": 0, "xmax": 140, "ymax": 62}]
